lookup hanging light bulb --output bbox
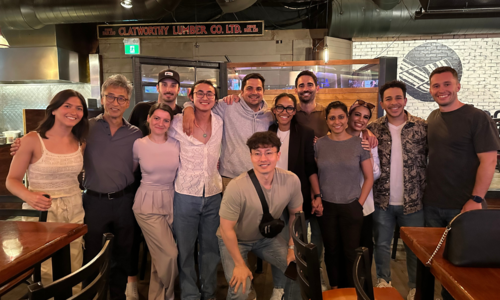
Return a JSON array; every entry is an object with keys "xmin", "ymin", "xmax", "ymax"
[
  {"xmin": 121, "ymin": 0, "xmax": 133, "ymax": 9},
  {"xmin": 0, "ymin": 28, "xmax": 10, "ymax": 48},
  {"xmin": 323, "ymin": 44, "xmax": 329, "ymax": 64}
]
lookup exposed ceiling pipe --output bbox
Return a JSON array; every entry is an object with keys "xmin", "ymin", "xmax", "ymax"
[
  {"xmin": 329, "ymin": 0, "xmax": 500, "ymax": 39},
  {"xmin": 0, "ymin": 0, "xmax": 182, "ymax": 30},
  {"xmin": 372, "ymin": 0, "xmax": 400, "ymax": 10}
]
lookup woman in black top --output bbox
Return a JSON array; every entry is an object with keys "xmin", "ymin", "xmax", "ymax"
[{"xmin": 268, "ymin": 93, "xmax": 322, "ymax": 297}]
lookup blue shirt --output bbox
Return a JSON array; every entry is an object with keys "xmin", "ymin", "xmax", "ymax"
[{"xmin": 83, "ymin": 114, "xmax": 142, "ymax": 193}]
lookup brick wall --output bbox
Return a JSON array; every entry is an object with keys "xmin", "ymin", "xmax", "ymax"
[{"xmin": 353, "ymin": 35, "xmax": 500, "ymax": 119}]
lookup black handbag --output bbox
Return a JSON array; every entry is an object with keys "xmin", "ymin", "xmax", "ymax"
[
  {"xmin": 427, "ymin": 209, "xmax": 500, "ymax": 267},
  {"xmin": 248, "ymin": 169, "xmax": 285, "ymax": 238}
]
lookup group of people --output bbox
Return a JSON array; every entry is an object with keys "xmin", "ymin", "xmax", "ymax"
[{"xmin": 6, "ymin": 66, "xmax": 500, "ymax": 300}]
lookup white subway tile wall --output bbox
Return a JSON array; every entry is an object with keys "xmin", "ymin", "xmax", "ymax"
[{"xmin": 0, "ymin": 84, "xmax": 91, "ymax": 134}]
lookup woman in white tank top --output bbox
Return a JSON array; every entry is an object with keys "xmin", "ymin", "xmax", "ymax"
[{"xmin": 6, "ymin": 89, "xmax": 89, "ymax": 291}]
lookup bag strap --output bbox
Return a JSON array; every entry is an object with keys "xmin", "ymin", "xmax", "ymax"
[
  {"xmin": 426, "ymin": 225, "xmax": 451, "ymax": 266},
  {"xmin": 248, "ymin": 169, "xmax": 271, "ymax": 216}
]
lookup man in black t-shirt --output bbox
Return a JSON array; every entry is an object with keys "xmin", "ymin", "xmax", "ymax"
[
  {"xmin": 128, "ymin": 69, "xmax": 183, "ymax": 136},
  {"xmin": 424, "ymin": 66, "xmax": 500, "ymax": 300}
]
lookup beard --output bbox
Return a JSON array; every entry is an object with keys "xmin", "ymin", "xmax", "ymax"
[{"xmin": 298, "ymin": 92, "xmax": 315, "ymax": 103}]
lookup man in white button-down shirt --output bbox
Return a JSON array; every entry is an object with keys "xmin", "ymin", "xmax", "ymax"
[{"xmin": 169, "ymin": 80, "xmax": 224, "ymax": 300}]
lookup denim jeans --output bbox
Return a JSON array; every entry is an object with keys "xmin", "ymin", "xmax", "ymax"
[
  {"xmin": 218, "ymin": 236, "xmax": 301, "ymax": 300},
  {"xmin": 173, "ymin": 192, "xmax": 222, "ymax": 300},
  {"xmin": 373, "ymin": 205, "xmax": 424, "ymax": 289},
  {"xmin": 272, "ymin": 210, "xmax": 290, "ymax": 289},
  {"xmin": 424, "ymin": 205, "xmax": 461, "ymax": 300}
]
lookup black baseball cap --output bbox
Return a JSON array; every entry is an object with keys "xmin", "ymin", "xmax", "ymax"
[{"xmin": 158, "ymin": 69, "xmax": 180, "ymax": 85}]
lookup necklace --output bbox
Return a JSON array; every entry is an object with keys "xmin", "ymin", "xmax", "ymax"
[{"xmin": 194, "ymin": 119, "xmax": 209, "ymax": 138}]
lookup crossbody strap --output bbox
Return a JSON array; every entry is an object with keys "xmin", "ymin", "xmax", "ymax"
[{"xmin": 248, "ymin": 169, "xmax": 271, "ymax": 216}]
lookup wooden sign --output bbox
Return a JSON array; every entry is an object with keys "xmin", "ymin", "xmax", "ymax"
[{"xmin": 98, "ymin": 21, "xmax": 264, "ymax": 39}]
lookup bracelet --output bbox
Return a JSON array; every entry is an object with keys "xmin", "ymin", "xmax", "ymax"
[{"xmin": 288, "ymin": 245, "xmax": 294, "ymax": 250}]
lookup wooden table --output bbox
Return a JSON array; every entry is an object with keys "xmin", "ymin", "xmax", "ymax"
[
  {"xmin": 401, "ymin": 227, "xmax": 500, "ymax": 300},
  {"xmin": 0, "ymin": 221, "xmax": 87, "ymax": 299}
]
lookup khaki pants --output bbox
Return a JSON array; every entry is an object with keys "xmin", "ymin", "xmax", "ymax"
[
  {"xmin": 134, "ymin": 212, "xmax": 178, "ymax": 300},
  {"xmin": 23, "ymin": 193, "xmax": 84, "ymax": 294}
]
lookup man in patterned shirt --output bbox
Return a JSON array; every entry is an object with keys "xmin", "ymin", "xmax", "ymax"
[{"xmin": 368, "ymin": 80, "xmax": 427, "ymax": 300}]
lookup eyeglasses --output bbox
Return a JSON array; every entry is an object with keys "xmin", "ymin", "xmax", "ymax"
[
  {"xmin": 353, "ymin": 99, "xmax": 375, "ymax": 110},
  {"xmin": 104, "ymin": 94, "xmax": 129, "ymax": 105},
  {"xmin": 275, "ymin": 105, "xmax": 296, "ymax": 114},
  {"xmin": 194, "ymin": 91, "xmax": 216, "ymax": 99},
  {"xmin": 251, "ymin": 151, "xmax": 278, "ymax": 158}
]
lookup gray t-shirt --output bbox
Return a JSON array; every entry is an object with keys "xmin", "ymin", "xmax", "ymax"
[
  {"xmin": 217, "ymin": 168, "xmax": 303, "ymax": 242},
  {"xmin": 315, "ymin": 135, "xmax": 371, "ymax": 204}
]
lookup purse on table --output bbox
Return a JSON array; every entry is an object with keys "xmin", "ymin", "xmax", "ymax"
[{"xmin": 427, "ymin": 209, "xmax": 500, "ymax": 268}]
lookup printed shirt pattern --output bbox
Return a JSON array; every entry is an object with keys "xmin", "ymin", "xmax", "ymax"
[{"xmin": 368, "ymin": 112, "xmax": 427, "ymax": 214}]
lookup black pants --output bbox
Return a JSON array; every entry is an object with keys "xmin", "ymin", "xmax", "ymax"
[
  {"xmin": 83, "ymin": 192, "xmax": 136, "ymax": 300},
  {"xmin": 319, "ymin": 200, "xmax": 364, "ymax": 288},
  {"xmin": 360, "ymin": 213, "xmax": 374, "ymax": 265}
]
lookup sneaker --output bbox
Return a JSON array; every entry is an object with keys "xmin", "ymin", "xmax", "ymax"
[
  {"xmin": 407, "ymin": 288, "xmax": 416, "ymax": 300},
  {"xmin": 125, "ymin": 281, "xmax": 139, "ymax": 300},
  {"xmin": 270, "ymin": 288, "xmax": 284, "ymax": 300},
  {"xmin": 376, "ymin": 278, "xmax": 392, "ymax": 288}
]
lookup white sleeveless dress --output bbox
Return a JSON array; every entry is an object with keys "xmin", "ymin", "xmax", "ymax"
[{"xmin": 23, "ymin": 132, "xmax": 84, "ymax": 292}]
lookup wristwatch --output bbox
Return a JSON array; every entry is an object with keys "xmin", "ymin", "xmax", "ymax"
[
  {"xmin": 288, "ymin": 245, "xmax": 294, "ymax": 250},
  {"xmin": 314, "ymin": 194, "xmax": 322, "ymax": 199},
  {"xmin": 471, "ymin": 195, "xmax": 484, "ymax": 203}
]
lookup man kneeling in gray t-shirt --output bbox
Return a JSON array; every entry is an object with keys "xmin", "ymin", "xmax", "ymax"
[{"xmin": 217, "ymin": 131, "xmax": 303, "ymax": 300}]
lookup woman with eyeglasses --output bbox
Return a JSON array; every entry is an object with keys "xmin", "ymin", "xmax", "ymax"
[
  {"xmin": 6, "ymin": 89, "xmax": 88, "ymax": 290},
  {"xmin": 168, "ymin": 80, "xmax": 223, "ymax": 300},
  {"xmin": 315, "ymin": 101, "xmax": 374, "ymax": 289},
  {"xmin": 132, "ymin": 102, "xmax": 179, "ymax": 300},
  {"xmin": 346, "ymin": 100, "xmax": 381, "ymax": 263},
  {"xmin": 267, "ymin": 93, "xmax": 322, "ymax": 298}
]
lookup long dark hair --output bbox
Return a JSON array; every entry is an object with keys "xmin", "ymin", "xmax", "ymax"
[{"xmin": 36, "ymin": 89, "xmax": 89, "ymax": 143}]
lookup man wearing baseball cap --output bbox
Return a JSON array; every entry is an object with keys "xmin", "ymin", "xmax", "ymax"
[
  {"xmin": 125, "ymin": 69, "xmax": 183, "ymax": 299},
  {"xmin": 129, "ymin": 69, "xmax": 183, "ymax": 136}
]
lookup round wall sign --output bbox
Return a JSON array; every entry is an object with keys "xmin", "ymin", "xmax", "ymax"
[{"xmin": 399, "ymin": 42, "xmax": 462, "ymax": 102}]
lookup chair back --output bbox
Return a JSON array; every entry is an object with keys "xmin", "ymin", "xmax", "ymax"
[
  {"xmin": 0, "ymin": 196, "xmax": 47, "ymax": 222},
  {"xmin": 292, "ymin": 211, "xmax": 322, "ymax": 300},
  {"xmin": 353, "ymin": 247, "xmax": 375, "ymax": 300},
  {"xmin": 28, "ymin": 233, "xmax": 114, "ymax": 300}
]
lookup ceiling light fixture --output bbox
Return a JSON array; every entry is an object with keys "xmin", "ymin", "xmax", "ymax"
[
  {"xmin": 121, "ymin": 0, "xmax": 133, "ymax": 9},
  {"xmin": 323, "ymin": 44, "xmax": 329, "ymax": 64},
  {"xmin": 0, "ymin": 28, "xmax": 10, "ymax": 48}
]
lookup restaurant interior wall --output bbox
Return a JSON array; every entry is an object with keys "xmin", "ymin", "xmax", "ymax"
[
  {"xmin": 353, "ymin": 34, "xmax": 500, "ymax": 119},
  {"xmin": 0, "ymin": 84, "xmax": 91, "ymax": 135},
  {"xmin": 0, "ymin": 25, "xmax": 96, "ymax": 135},
  {"xmin": 225, "ymin": 58, "xmax": 387, "ymax": 121},
  {"xmin": 98, "ymin": 28, "xmax": 351, "ymax": 83}
]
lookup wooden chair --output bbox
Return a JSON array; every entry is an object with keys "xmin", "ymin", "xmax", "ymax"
[
  {"xmin": 0, "ymin": 196, "xmax": 47, "ymax": 298},
  {"xmin": 292, "ymin": 212, "xmax": 404, "ymax": 300},
  {"xmin": 27, "ymin": 233, "xmax": 114, "ymax": 300}
]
